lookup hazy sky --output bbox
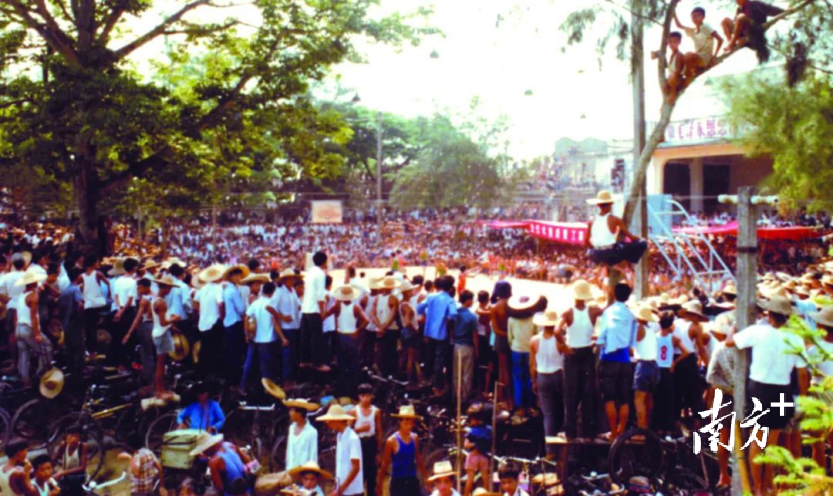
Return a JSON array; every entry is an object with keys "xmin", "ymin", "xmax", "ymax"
[{"xmin": 131, "ymin": 0, "xmax": 774, "ymax": 160}]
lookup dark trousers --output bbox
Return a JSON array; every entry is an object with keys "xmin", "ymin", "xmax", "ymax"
[
  {"xmin": 282, "ymin": 328, "xmax": 299, "ymax": 382},
  {"xmin": 138, "ymin": 321, "xmax": 156, "ymax": 384},
  {"xmin": 359, "ymin": 331, "xmax": 377, "ymax": 369},
  {"xmin": 197, "ymin": 321, "xmax": 224, "ymax": 378},
  {"xmin": 110, "ymin": 307, "xmax": 137, "ymax": 367},
  {"xmin": 360, "ymin": 437, "xmax": 378, "ymax": 496},
  {"xmin": 563, "ymin": 346, "xmax": 597, "ymax": 439},
  {"xmin": 64, "ymin": 314, "xmax": 86, "ymax": 377},
  {"xmin": 426, "ymin": 338, "xmax": 450, "ymax": 389},
  {"xmin": 83, "ymin": 307, "xmax": 103, "ymax": 354},
  {"xmin": 538, "ymin": 370, "xmax": 565, "ymax": 455},
  {"xmin": 241, "ymin": 341, "xmax": 277, "ymax": 387},
  {"xmin": 318, "ymin": 331, "xmax": 336, "ymax": 367},
  {"xmin": 673, "ymin": 353, "xmax": 703, "ymax": 416},
  {"xmin": 224, "ymin": 321, "xmax": 246, "ymax": 384},
  {"xmin": 652, "ymin": 367, "xmax": 676, "ymax": 432},
  {"xmin": 377, "ymin": 330, "xmax": 400, "ymax": 377},
  {"xmin": 389, "ymin": 476, "xmax": 421, "ymax": 496},
  {"xmin": 337, "ymin": 334, "xmax": 360, "ymax": 398},
  {"xmin": 300, "ymin": 313, "xmax": 323, "ymax": 366}
]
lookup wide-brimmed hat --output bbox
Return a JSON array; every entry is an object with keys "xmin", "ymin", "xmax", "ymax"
[
  {"xmin": 586, "ymin": 190, "xmax": 615, "ymax": 205},
  {"xmin": 532, "ymin": 310, "xmax": 560, "ymax": 327},
  {"xmin": 168, "ymin": 332, "xmax": 190, "ymax": 362},
  {"xmin": 811, "ymin": 307, "xmax": 833, "ymax": 328},
  {"xmin": 391, "ymin": 405, "xmax": 422, "ymax": 420},
  {"xmin": 316, "ymin": 404, "xmax": 353, "ymax": 422},
  {"xmin": 241, "ymin": 273, "xmax": 270, "ymax": 285},
  {"xmin": 277, "ymin": 269, "xmax": 299, "ymax": 280},
  {"xmin": 189, "ymin": 432, "xmax": 224, "ymax": 457},
  {"xmin": 96, "ymin": 329, "xmax": 112, "ymax": 346},
  {"xmin": 21, "ymin": 251, "xmax": 32, "ymax": 265},
  {"xmin": 378, "ymin": 277, "xmax": 401, "ymax": 291},
  {"xmin": 199, "ymin": 264, "xmax": 227, "ymax": 283},
  {"xmin": 161, "ymin": 257, "xmax": 187, "ymax": 270},
  {"xmin": 262, "ymin": 378, "xmax": 287, "ymax": 400},
  {"xmin": 153, "ymin": 275, "xmax": 177, "ymax": 288},
  {"xmin": 15, "ymin": 270, "xmax": 47, "ymax": 287},
  {"xmin": 571, "ymin": 280, "xmax": 594, "ymax": 301},
  {"xmin": 39, "ymin": 368, "xmax": 64, "ymax": 399},
  {"xmin": 722, "ymin": 283, "xmax": 737, "ymax": 296},
  {"xmin": 333, "ymin": 285, "xmax": 362, "ymax": 302},
  {"xmin": 141, "ymin": 260, "xmax": 160, "ymax": 271},
  {"xmin": 108, "ymin": 259, "xmax": 126, "ymax": 277},
  {"xmin": 283, "ymin": 398, "xmax": 320, "ymax": 412},
  {"xmin": 508, "ymin": 294, "xmax": 538, "ymax": 311},
  {"xmin": 398, "ymin": 280, "xmax": 417, "ymax": 293},
  {"xmin": 367, "ymin": 277, "xmax": 384, "ymax": 290},
  {"xmin": 427, "ymin": 460, "xmax": 456, "ymax": 482},
  {"xmin": 288, "ymin": 461, "xmax": 333, "ymax": 481},
  {"xmin": 680, "ymin": 300, "xmax": 708, "ymax": 322},
  {"xmin": 795, "ymin": 285, "xmax": 811, "ymax": 297},
  {"xmin": 822, "ymin": 275, "xmax": 833, "ymax": 287},
  {"xmin": 762, "ymin": 296, "xmax": 794, "ymax": 316},
  {"xmin": 635, "ymin": 304, "xmax": 659, "ymax": 322},
  {"xmin": 225, "ymin": 264, "xmax": 251, "ymax": 280}
]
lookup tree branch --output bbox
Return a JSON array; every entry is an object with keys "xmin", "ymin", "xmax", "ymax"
[
  {"xmin": 6, "ymin": 0, "xmax": 80, "ymax": 65},
  {"xmin": 603, "ymin": 0, "xmax": 663, "ymax": 27},
  {"xmin": 98, "ymin": 2, "xmax": 126, "ymax": 46},
  {"xmin": 112, "ymin": 0, "xmax": 210, "ymax": 61}
]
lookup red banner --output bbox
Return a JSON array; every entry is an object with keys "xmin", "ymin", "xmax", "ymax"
[{"xmin": 527, "ymin": 221, "xmax": 587, "ymax": 245}]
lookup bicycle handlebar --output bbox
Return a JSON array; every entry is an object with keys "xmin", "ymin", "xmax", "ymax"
[
  {"xmin": 238, "ymin": 402, "xmax": 276, "ymax": 412},
  {"xmin": 82, "ymin": 471, "xmax": 127, "ymax": 492}
]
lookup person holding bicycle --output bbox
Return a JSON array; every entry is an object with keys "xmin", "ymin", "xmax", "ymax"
[{"xmin": 177, "ymin": 383, "xmax": 226, "ymax": 433}]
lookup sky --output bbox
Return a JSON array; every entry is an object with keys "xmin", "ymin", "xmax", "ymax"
[{"xmin": 130, "ymin": 0, "xmax": 777, "ymax": 161}]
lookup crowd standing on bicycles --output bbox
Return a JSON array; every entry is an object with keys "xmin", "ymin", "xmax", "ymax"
[{"xmin": 1, "ymin": 203, "xmax": 833, "ymax": 496}]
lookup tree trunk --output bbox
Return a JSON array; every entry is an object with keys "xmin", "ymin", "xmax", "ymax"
[
  {"xmin": 622, "ymin": 100, "xmax": 677, "ymax": 226},
  {"xmin": 72, "ymin": 156, "xmax": 102, "ymax": 255}
]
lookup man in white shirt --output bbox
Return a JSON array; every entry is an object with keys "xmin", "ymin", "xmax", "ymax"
[
  {"xmin": 319, "ymin": 404, "xmax": 363, "ymax": 496},
  {"xmin": 240, "ymin": 282, "xmax": 289, "ymax": 388},
  {"xmin": 112, "ymin": 258, "xmax": 139, "ymax": 368},
  {"xmin": 273, "ymin": 270, "xmax": 302, "ymax": 383},
  {"xmin": 0, "ymin": 254, "xmax": 27, "ymax": 342},
  {"xmin": 726, "ymin": 296, "xmax": 809, "ymax": 496},
  {"xmin": 301, "ymin": 251, "xmax": 328, "ymax": 371},
  {"xmin": 284, "ymin": 399, "xmax": 319, "ymax": 471},
  {"xmin": 194, "ymin": 264, "xmax": 225, "ymax": 378}
]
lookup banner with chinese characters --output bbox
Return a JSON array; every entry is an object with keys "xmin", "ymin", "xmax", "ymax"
[
  {"xmin": 527, "ymin": 221, "xmax": 587, "ymax": 245},
  {"xmin": 310, "ymin": 200, "xmax": 343, "ymax": 224},
  {"xmin": 649, "ymin": 116, "xmax": 733, "ymax": 147}
]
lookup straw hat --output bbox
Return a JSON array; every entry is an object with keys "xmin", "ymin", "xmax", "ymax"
[
  {"xmin": 141, "ymin": 260, "xmax": 160, "ymax": 271},
  {"xmin": 189, "ymin": 431, "xmax": 224, "ymax": 457},
  {"xmin": 427, "ymin": 460, "xmax": 456, "ymax": 482},
  {"xmin": 162, "ymin": 257, "xmax": 187, "ymax": 269},
  {"xmin": 680, "ymin": 300, "xmax": 708, "ymax": 321},
  {"xmin": 761, "ymin": 296, "xmax": 794, "ymax": 316},
  {"xmin": 635, "ymin": 304, "xmax": 659, "ymax": 322},
  {"xmin": 277, "ymin": 269, "xmax": 299, "ymax": 280},
  {"xmin": 586, "ymin": 190, "xmax": 615, "ymax": 205},
  {"xmin": 822, "ymin": 275, "xmax": 833, "ymax": 287},
  {"xmin": 21, "ymin": 251, "xmax": 32, "ymax": 265},
  {"xmin": 508, "ymin": 294, "xmax": 538, "ymax": 311},
  {"xmin": 795, "ymin": 285, "xmax": 811, "ymax": 297},
  {"xmin": 811, "ymin": 307, "xmax": 833, "ymax": 328},
  {"xmin": 472, "ymin": 489, "xmax": 501, "ymax": 496},
  {"xmin": 532, "ymin": 310, "xmax": 560, "ymax": 327},
  {"xmin": 96, "ymin": 329, "xmax": 112, "ymax": 346},
  {"xmin": 225, "ymin": 264, "xmax": 251, "ymax": 280},
  {"xmin": 722, "ymin": 283, "xmax": 737, "ymax": 296},
  {"xmin": 153, "ymin": 275, "xmax": 177, "ymax": 288},
  {"xmin": 199, "ymin": 264, "xmax": 227, "ymax": 283},
  {"xmin": 262, "ymin": 378, "xmax": 287, "ymax": 400},
  {"xmin": 168, "ymin": 332, "xmax": 190, "ymax": 362},
  {"xmin": 242, "ymin": 273, "xmax": 270, "ymax": 285},
  {"xmin": 108, "ymin": 259, "xmax": 126, "ymax": 277},
  {"xmin": 571, "ymin": 280, "xmax": 594, "ymax": 301},
  {"xmin": 368, "ymin": 277, "xmax": 384, "ymax": 290},
  {"xmin": 391, "ymin": 405, "xmax": 422, "ymax": 420},
  {"xmin": 15, "ymin": 270, "xmax": 47, "ymax": 287},
  {"xmin": 398, "ymin": 280, "xmax": 417, "ymax": 293},
  {"xmin": 288, "ymin": 461, "xmax": 333, "ymax": 481},
  {"xmin": 316, "ymin": 404, "xmax": 353, "ymax": 422},
  {"xmin": 333, "ymin": 285, "xmax": 362, "ymax": 302},
  {"xmin": 283, "ymin": 398, "xmax": 320, "ymax": 412},
  {"xmin": 39, "ymin": 368, "xmax": 64, "ymax": 399},
  {"xmin": 378, "ymin": 277, "xmax": 401, "ymax": 291}
]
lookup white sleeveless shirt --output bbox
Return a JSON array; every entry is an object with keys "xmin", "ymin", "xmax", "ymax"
[
  {"xmin": 673, "ymin": 319, "xmax": 695, "ymax": 355},
  {"xmin": 152, "ymin": 297, "xmax": 171, "ymax": 338},
  {"xmin": 634, "ymin": 322, "xmax": 659, "ymax": 361},
  {"xmin": 338, "ymin": 303, "xmax": 358, "ymax": 335},
  {"xmin": 16, "ymin": 291, "xmax": 32, "ymax": 326},
  {"xmin": 566, "ymin": 306, "xmax": 594, "ymax": 348},
  {"xmin": 590, "ymin": 213, "xmax": 618, "ymax": 247},
  {"xmin": 656, "ymin": 332, "xmax": 675, "ymax": 368},
  {"xmin": 375, "ymin": 294, "xmax": 398, "ymax": 330},
  {"xmin": 364, "ymin": 295, "xmax": 377, "ymax": 332},
  {"xmin": 535, "ymin": 334, "xmax": 563, "ymax": 374},
  {"xmin": 354, "ymin": 405, "xmax": 377, "ymax": 439},
  {"xmin": 82, "ymin": 272, "xmax": 106, "ymax": 309}
]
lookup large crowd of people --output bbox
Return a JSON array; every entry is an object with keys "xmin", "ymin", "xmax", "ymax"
[{"xmin": 0, "ymin": 197, "xmax": 832, "ymax": 496}]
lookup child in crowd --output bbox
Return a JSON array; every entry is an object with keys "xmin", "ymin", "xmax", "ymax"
[
  {"xmin": 464, "ymin": 404, "xmax": 492, "ymax": 496},
  {"xmin": 349, "ymin": 383, "xmax": 382, "ymax": 496},
  {"xmin": 428, "ymin": 461, "xmax": 459, "ymax": 496},
  {"xmin": 498, "ymin": 460, "xmax": 530, "ymax": 496},
  {"xmin": 31, "ymin": 455, "xmax": 60, "ymax": 496},
  {"xmin": 53, "ymin": 424, "xmax": 88, "ymax": 496}
]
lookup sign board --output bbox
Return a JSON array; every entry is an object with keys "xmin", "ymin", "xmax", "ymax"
[
  {"xmin": 648, "ymin": 116, "xmax": 733, "ymax": 147},
  {"xmin": 310, "ymin": 200, "xmax": 343, "ymax": 224}
]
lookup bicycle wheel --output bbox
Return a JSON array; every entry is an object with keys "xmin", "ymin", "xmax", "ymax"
[
  {"xmin": 145, "ymin": 411, "xmax": 179, "ymax": 454},
  {"xmin": 269, "ymin": 435, "xmax": 287, "ymax": 473},
  {"xmin": 0, "ymin": 409, "xmax": 10, "ymax": 454},
  {"xmin": 84, "ymin": 430, "xmax": 106, "ymax": 481},
  {"xmin": 423, "ymin": 447, "xmax": 452, "ymax": 472},
  {"xmin": 607, "ymin": 427, "xmax": 664, "ymax": 485},
  {"xmin": 11, "ymin": 398, "xmax": 51, "ymax": 442}
]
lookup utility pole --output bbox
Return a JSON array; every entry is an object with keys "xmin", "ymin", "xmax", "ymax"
[
  {"xmin": 631, "ymin": 0, "xmax": 649, "ymax": 299},
  {"xmin": 376, "ymin": 111, "xmax": 383, "ymax": 242}
]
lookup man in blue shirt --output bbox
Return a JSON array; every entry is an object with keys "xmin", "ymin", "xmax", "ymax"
[
  {"xmin": 177, "ymin": 383, "xmax": 226, "ymax": 432},
  {"xmin": 597, "ymin": 283, "xmax": 637, "ymax": 441},
  {"xmin": 452, "ymin": 290, "xmax": 478, "ymax": 404},
  {"xmin": 222, "ymin": 267, "xmax": 247, "ymax": 386},
  {"xmin": 417, "ymin": 275, "xmax": 457, "ymax": 392},
  {"xmin": 59, "ymin": 268, "xmax": 85, "ymax": 376}
]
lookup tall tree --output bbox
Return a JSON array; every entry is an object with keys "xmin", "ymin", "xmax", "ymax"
[
  {"xmin": 0, "ymin": 0, "xmax": 428, "ymax": 252},
  {"xmin": 559, "ymin": 0, "xmax": 825, "ymax": 225}
]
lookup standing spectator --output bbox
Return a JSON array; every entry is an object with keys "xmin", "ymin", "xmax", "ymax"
[
  {"xmin": 349, "ymin": 384, "xmax": 382, "ymax": 496},
  {"xmin": 632, "ymin": 305, "xmax": 660, "ymax": 430},
  {"xmin": 240, "ymin": 282, "xmax": 289, "ymax": 388},
  {"xmin": 273, "ymin": 270, "xmax": 302, "ymax": 384},
  {"xmin": 319, "ymin": 404, "xmax": 364, "ymax": 496},
  {"xmin": 284, "ymin": 399, "xmax": 319, "ymax": 471},
  {"xmin": 418, "ymin": 276, "xmax": 458, "ymax": 393},
  {"xmin": 378, "ymin": 405, "xmax": 427, "ymax": 496},
  {"xmin": 507, "ymin": 295, "xmax": 543, "ymax": 418},
  {"xmin": 222, "ymin": 266, "xmax": 247, "ymax": 385},
  {"xmin": 194, "ymin": 264, "xmax": 225, "ymax": 378},
  {"xmin": 530, "ymin": 310, "xmax": 565, "ymax": 455},
  {"xmin": 453, "ymin": 290, "xmax": 478, "ymax": 404},
  {"xmin": 81, "ymin": 254, "xmax": 109, "ymax": 355},
  {"xmin": 301, "ymin": 251, "xmax": 328, "ymax": 371}
]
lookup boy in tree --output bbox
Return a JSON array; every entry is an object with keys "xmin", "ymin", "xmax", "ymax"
[
  {"xmin": 722, "ymin": 0, "xmax": 784, "ymax": 55},
  {"xmin": 651, "ymin": 32, "xmax": 686, "ymax": 103},
  {"xmin": 674, "ymin": 7, "xmax": 724, "ymax": 79}
]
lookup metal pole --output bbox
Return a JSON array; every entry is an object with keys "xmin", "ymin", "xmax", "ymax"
[
  {"xmin": 631, "ymin": 0, "xmax": 649, "ymax": 299},
  {"xmin": 732, "ymin": 186, "xmax": 756, "ymax": 495},
  {"xmin": 456, "ymin": 349, "xmax": 463, "ymax": 495},
  {"xmin": 376, "ymin": 111, "xmax": 383, "ymax": 242},
  {"xmin": 489, "ymin": 380, "xmax": 500, "ymax": 492}
]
